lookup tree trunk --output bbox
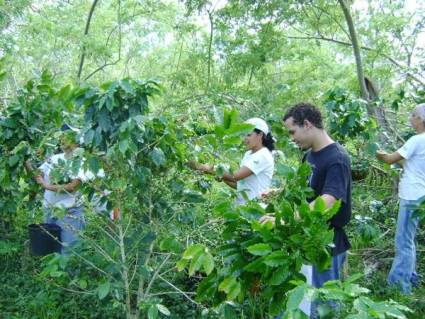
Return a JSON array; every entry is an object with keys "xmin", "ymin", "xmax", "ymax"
[
  {"xmin": 338, "ymin": 0, "xmax": 369, "ymax": 102},
  {"xmin": 338, "ymin": 0, "xmax": 391, "ymax": 143},
  {"xmin": 77, "ymin": 0, "xmax": 99, "ymax": 81},
  {"xmin": 205, "ymin": 10, "xmax": 214, "ymax": 93}
]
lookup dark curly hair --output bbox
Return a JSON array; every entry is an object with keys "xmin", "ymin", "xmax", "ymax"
[{"xmin": 283, "ymin": 102, "xmax": 323, "ymax": 129}]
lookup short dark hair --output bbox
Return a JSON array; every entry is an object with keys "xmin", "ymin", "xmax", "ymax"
[{"xmin": 283, "ymin": 102, "xmax": 323, "ymax": 129}]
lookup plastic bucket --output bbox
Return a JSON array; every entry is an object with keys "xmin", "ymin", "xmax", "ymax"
[{"xmin": 28, "ymin": 223, "xmax": 62, "ymax": 256}]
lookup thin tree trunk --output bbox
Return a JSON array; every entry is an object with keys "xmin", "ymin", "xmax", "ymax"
[
  {"xmin": 338, "ymin": 0, "xmax": 369, "ymax": 102},
  {"xmin": 338, "ymin": 0, "xmax": 392, "ymax": 144},
  {"xmin": 118, "ymin": 217, "xmax": 133, "ymax": 319},
  {"xmin": 206, "ymin": 10, "xmax": 214, "ymax": 93},
  {"xmin": 171, "ymin": 41, "xmax": 184, "ymax": 90},
  {"xmin": 77, "ymin": 0, "xmax": 99, "ymax": 81},
  {"xmin": 84, "ymin": 0, "xmax": 121, "ymax": 81}
]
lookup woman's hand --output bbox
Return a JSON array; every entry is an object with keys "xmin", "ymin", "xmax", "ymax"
[
  {"xmin": 187, "ymin": 161, "xmax": 214, "ymax": 174},
  {"xmin": 35, "ymin": 175, "xmax": 46, "ymax": 188},
  {"xmin": 259, "ymin": 214, "xmax": 276, "ymax": 226},
  {"xmin": 375, "ymin": 150, "xmax": 387, "ymax": 161},
  {"xmin": 260, "ymin": 188, "xmax": 282, "ymax": 202},
  {"xmin": 24, "ymin": 160, "xmax": 33, "ymax": 172}
]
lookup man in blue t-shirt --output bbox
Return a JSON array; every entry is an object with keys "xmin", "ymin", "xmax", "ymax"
[{"xmin": 284, "ymin": 102, "xmax": 351, "ymax": 317}]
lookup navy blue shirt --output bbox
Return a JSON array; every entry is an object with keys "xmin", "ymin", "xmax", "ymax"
[{"xmin": 305, "ymin": 143, "xmax": 352, "ymax": 255}]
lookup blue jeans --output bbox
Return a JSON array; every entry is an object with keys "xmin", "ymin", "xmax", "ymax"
[
  {"xmin": 275, "ymin": 251, "xmax": 347, "ymax": 319},
  {"xmin": 387, "ymin": 198, "xmax": 422, "ymax": 294},
  {"xmin": 45, "ymin": 206, "xmax": 85, "ymax": 254},
  {"xmin": 310, "ymin": 251, "xmax": 347, "ymax": 318}
]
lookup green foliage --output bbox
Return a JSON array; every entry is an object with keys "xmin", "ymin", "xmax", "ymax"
[
  {"xmin": 324, "ymin": 87, "xmax": 376, "ymax": 142},
  {"xmin": 0, "ymin": 70, "xmax": 75, "ymax": 230},
  {"xmin": 178, "ymin": 163, "xmax": 340, "ymax": 315},
  {"xmin": 282, "ymin": 276, "xmax": 411, "ymax": 318},
  {"xmin": 1, "ymin": 1, "xmax": 424, "ymax": 317},
  {"xmin": 213, "ymin": 108, "xmax": 254, "ymax": 148},
  {"xmin": 77, "ymin": 79, "xmax": 161, "ymax": 151}
]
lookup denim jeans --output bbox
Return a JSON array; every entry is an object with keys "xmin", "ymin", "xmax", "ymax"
[
  {"xmin": 387, "ymin": 198, "xmax": 422, "ymax": 294},
  {"xmin": 45, "ymin": 206, "xmax": 85, "ymax": 254},
  {"xmin": 275, "ymin": 252, "xmax": 347, "ymax": 319},
  {"xmin": 310, "ymin": 251, "xmax": 347, "ymax": 318}
]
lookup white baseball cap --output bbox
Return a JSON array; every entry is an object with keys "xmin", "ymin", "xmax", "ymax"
[{"xmin": 245, "ymin": 117, "xmax": 270, "ymax": 135}]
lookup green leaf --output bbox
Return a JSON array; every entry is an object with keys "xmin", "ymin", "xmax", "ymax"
[
  {"xmin": 84, "ymin": 129, "xmax": 95, "ymax": 145},
  {"xmin": 218, "ymin": 277, "xmax": 241, "ymax": 300},
  {"xmin": 156, "ymin": 304, "xmax": 170, "ymax": 316},
  {"xmin": 120, "ymin": 79, "xmax": 135, "ymax": 95},
  {"xmin": 189, "ymin": 250, "xmax": 205, "ymax": 276},
  {"xmin": 269, "ymin": 266, "xmax": 290, "ymax": 285},
  {"xmin": 150, "ymin": 147, "xmax": 166, "ymax": 167},
  {"xmin": 244, "ymin": 257, "xmax": 266, "ymax": 272},
  {"xmin": 0, "ymin": 71, "xmax": 7, "ymax": 82},
  {"xmin": 41, "ymin": 69, "xmax": 53, "ymax": 83},
  {"xmin": 276, "ymin": 163, "xmax": 294, "ymax": 177},
  {"xmin": 223, "ymin": 303, "xmax": 237, "ymax": 319},
  {"xmin": 148, "ymin": 305, "xmax": 158, "ymax": 319},
  {"xmin": 79, "ymin": 279, "xmax": 88, "ymax": 289},
  {"xmin": 344, "ymin": 273, "xmax": 364, "ymax": 284},
  {"xmin": 313, "ymin": 197, "xmax": 326, "ymax": 212},
  {"xmin": 365, "ymin": 142, "xmax": 379, "ymax": 156},
  {"xmin": 98, "ymin": 109, "xmax": 112, "ymax": 132},
  {"xmin": 214, "ymin": 201, "xmax": 232, "ymax": 215},
  {"xmin": 119, "ymin": 139, "xmax": 129, "ymax": 154},
  {"xmin": 286, "ymin": 284, "xmax": 308, "ymax": 311},
  {"xmin": 202, "ymin": 251, "xmax": 215, "ymax": 275},
  {"xmin": 105, "ymin": 95, "xmax": 115, "ymax": 111},
  {"xmin": 225, "ymin": 123, "xmax": 253, "ymax": 136},
  {"xmin": 263, "ymin": 251, "xmax": 287, "ymax": 267},
  {"xmin": 88, "ymin": 156, "xmax": 100, "ymax": 174},
  {"xmin": 97, "ymin": 282, "xmax": 111, "ymax": 300},
  {"xmin": 57, "ymin": 84, "xmax": 71, "ymax": 99},
  {"xmin": 182, "ymin": 244, "xmax": 205, "ymax": 259},
  {"xmin": 247, "ymin": 243, "xmax": 272, "ymax": 256},
  {"xmin": 176, "ymin": 259, "xmax": 188, "ymax": 272},
  {"xmin": 160, "ymin": 237, "xmax": 184, "ymax": 254},
  {"xmin": 8, "ymin": 155, "xmax": 20, "ymax": 167},
  {"xmin": 196, "ymin": 273, "xmax": 219, "ymax": 301}
]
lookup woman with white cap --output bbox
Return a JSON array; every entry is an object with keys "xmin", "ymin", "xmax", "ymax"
[
  {"xmin": 191, "ymin": 117, "xmax": 275, "ymax": 205},
  {"xmin": 376, "ymin": 103, "xmax": 425, "ymax": 294}
]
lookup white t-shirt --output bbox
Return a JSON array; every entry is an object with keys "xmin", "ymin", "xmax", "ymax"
[
  {"xmin": 398, "ymin": 133, "xmax": 425, "ymax": 200},
  {"xmin": 39, "ymin": 153, "xmax": 92, "ymax": 209},
  {"xmin": 236, "ymin": 147, "xmax": 274, "ymax": 204}
]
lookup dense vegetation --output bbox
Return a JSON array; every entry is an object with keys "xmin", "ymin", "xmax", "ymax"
[{"xmin": 1, "ymin": 1, "xmax": 425, "ymax": 318}]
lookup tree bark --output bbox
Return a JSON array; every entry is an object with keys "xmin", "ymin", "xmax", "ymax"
[
  {"xmin": 77, "ymin": 0, "xmax": 100, "ymax": 81},
  {"xmin": 338, "ymin": 0, "xmax": 369, "ymax": 102},
  {"xmin": 206, "ymin": 10, "xmax": 214, "ymax": 93},
  {"xmin": 338, "ymin": 0, "xmax": 393, "ymax": 143}
]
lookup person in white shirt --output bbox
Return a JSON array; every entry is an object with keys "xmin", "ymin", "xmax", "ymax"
[
  {"xmin": 190, "ymin": 117, "xmax": 275, "ymax": 205},
  {"xmin": 26, "ymin": 125, "xmax": 89, "ymax": 253},
  {"xmin": 376, "ymin": 103, "xmax": 425, "ymax": 294}
]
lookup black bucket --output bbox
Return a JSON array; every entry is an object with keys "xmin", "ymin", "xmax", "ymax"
[{"xmin": 28, "ymin": 223, "xmax": 62, "ymax": 256}]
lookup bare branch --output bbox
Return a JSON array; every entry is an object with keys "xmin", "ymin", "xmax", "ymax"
[
  {"xmin": 84, "ymin": 0, "xmax": 122, "ymax": 81},
  {"xmin": 158, "ymin": 274, "xmax": 201, "ymax": 306},
  {"xmin": 284, "ymin": 34, "xmax": 425, "ymax": 86},
  {"xmin": 144, "ymin": 254, "xmax": 171, "ymax": 299}
]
